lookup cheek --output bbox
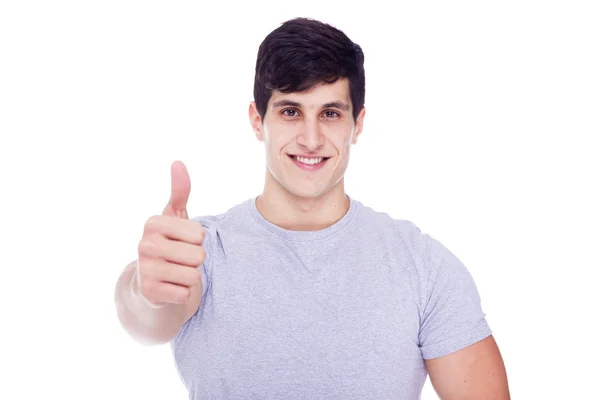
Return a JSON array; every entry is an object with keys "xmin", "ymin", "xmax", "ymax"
[
  {"xmin": 331, "ymin": 133, "xmax": 354, "ymax": 154},
  {"xmin": 263, "ymin": 134, "xmax": 287, "ymax": 160},
  {"xmin": 267, "ymin": 129, "xmax": 296, "ymax": 152}
]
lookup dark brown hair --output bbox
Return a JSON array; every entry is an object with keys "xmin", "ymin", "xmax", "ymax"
[{"xmin": 253, "ymin": 17, "xmax": 366, "ymax": 121}]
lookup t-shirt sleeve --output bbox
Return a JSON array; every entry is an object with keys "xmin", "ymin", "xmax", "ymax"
[
  {"xmin": 171, "ymin": 216, "xmax": 216, "ymax": 345},
  {"xmin": 191, "ymin": 216, "xmax": 217, "ymax": 299},
  {"xmin": 416, "ymin": 231, "xmax": 492, "ymax": 359}
]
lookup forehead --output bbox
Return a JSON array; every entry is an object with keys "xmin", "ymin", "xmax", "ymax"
[{"xmin": 269, "ymin": 79, "xmax": 351, "ymax": 109}]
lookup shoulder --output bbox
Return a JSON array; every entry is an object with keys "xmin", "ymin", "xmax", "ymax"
[
  {"xmin": 351, "ymin": 198, "xmax": 425, "ymax": 247},
  {"xmin": 358, "ymin": 203, "xmax": 485, "ymax": 320},
  {"xmin": 190, "ymin": 198, "xmax": 253, "ymax": 230},
  {"xmin": 351, "ymin": 199, "xmax": 461, "ymax": 277},
  {"xmin": 188, "ymin": 198, "xmax": 253, "ymax": 265}
]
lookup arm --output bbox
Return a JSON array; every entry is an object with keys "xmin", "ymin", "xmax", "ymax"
[
  {"xmin": 413, "ymin": 225, "xmax": 510, "ymax": 398},
  {"xmin": 114, "ymin": 259, "xmax": 202, "ymax": 345},
  {"xmin": 114, "ymin": 160, "xmax": 205, "ymax": 345},
  {"xmin": 426, "ymin": 335, "xmax": 511, "ymax": 400}
]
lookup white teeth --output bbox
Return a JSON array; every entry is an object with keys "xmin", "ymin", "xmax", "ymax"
[{"xmin": 294, "ymin": 156, "xmax": 323, "ymax": 165}]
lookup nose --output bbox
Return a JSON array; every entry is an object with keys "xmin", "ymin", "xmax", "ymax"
[{"xmin": 296, "ymin": 119, "xmax": 324, "ymax": 152}]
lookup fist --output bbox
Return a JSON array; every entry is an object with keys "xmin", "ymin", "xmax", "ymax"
[{"xmin": 135, "ymin": 161, "xmax": 206, "ymax": 307}]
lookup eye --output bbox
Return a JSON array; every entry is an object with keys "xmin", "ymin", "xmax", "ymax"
[
  {"xmin": 282, "ymin": 109, "xmax": 299, "ymax": 117},
  {"xmin": 324, "ymin": 110, "xmax": 340, "ymax": 118}
]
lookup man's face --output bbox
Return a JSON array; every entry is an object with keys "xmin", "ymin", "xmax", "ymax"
[{"xmin": 249, "ymin": 79, "xmax": 365, "ymax": 199}]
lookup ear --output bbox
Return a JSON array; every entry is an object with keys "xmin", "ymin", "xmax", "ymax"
[
  {"xmin": 351, "ymin": 106, "xmax": 366, "ymax": 144},
  {"xmin": 248, "ymin": 101, "xmax": 264, "ymax": 142}
]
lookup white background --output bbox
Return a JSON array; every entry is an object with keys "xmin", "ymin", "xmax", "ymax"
[{"xmin": 1, "ymin": 1, "xmax": 599, "ymax": 399}]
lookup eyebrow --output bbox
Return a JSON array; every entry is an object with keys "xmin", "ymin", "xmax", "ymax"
[
  {"xmin": 271, "ymin": 99, "xmax": 351, "ymax": 111},
  {"xmin": 323, "ymin": 101, "xmax": 350, "ymax": 111},
  {"xmin": 272, "ymin": 100, "xmax": 302, "ymax": 109}
]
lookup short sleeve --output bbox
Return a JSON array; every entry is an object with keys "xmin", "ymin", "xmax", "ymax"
[
  {"xmin": 171, "ymin": 214, "xmax": 224, "ymax": 347},
  {"xmin": 417, "ymin": 232, "xmax": 492, "ymax": 359},
  {"xmin": 191, "ymin": 215, "xmax": 218, "ymax": 299}
]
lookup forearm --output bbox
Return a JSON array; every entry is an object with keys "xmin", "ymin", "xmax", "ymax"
[{"xmin": 114, "ymin": 260, "xmax": 186, "ymax": 345}]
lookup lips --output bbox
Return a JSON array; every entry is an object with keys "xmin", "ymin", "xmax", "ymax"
[{"xmin": 288, "ymin": 154, "xmax": 330, "ymax": 170}]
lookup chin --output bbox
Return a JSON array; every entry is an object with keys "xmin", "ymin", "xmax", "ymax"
[
  {"xmin": 273, "ymin": 178, "xmax": 327, "ymax": 198},
  {"xmin": 284, "ymin": 177, "xmax": 345, "ymax": 199},
  {"xmin": 267, "ymin": 163, "xmax": 343, "ymax": 199},
  {"xmin": 285, "ymin": 186, "xmax": 328, "ymax": 199}
]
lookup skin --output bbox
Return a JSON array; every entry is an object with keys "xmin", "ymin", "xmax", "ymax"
[
  {"xmin": 114, "ymin": 161, "xmax": 205, "ymax": 345},
  {"xmin": 249, "ymin": 78, "xmax": 511, "ymax": 399},
  {"xmin": 248, "ymin": 78, "xmax": 365, "ymax": 231},
  {"xmin": 426, "ymin": 335, "xmax": 511, "ymax": 399}
]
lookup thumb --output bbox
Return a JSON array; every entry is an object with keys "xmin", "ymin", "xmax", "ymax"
[{"xmin": 163, "ymin": 160, "xmax": 190, "ymax": 219}]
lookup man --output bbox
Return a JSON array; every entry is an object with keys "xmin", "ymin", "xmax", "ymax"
[{"xmin": 114, "ymin": 17, "xmax": 510, "ymax": 399}]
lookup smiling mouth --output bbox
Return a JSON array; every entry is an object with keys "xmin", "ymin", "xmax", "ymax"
[{"xmin": 288, "ymin": 154, "xmax": 331, "ymax": 166}]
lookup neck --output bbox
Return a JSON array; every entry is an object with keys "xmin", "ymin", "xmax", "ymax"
[{"xmin": 256, "ymin": 172, "xmax": 350, "ymax": 231}]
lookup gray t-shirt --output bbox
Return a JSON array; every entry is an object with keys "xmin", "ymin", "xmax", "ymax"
[{"xmin": 171, "ymin": 196, "xmax": 492, "ymax": 399}]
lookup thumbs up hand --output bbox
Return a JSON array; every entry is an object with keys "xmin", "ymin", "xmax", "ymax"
[{"xmin": 135, "ymin": 161, "xmax": 206, "ymax": 308}]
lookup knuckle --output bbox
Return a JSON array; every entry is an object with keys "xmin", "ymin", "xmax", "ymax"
[
  {"xmin": 139, "ymin": 279, "xmax": 156, "ymax": 296},
  {"xmin": 137, "ymin": 238, "xmax": 156, "ymax": 256},
  {"xmin": 144, "ymin": 215, "xmax": 162, "ymax": 233},
  {"xmin": 196, "ymin": 246, "xmax": 206, "ymax": 265},
  {"xmin": 138, "ymin": 258, "xmax": 156, "ymax": 275},
  {"xmin": 189, "ymin": 268, "xmax": 202, "ymax": 285},
  {"xmin": 179, "ymin": 287, "xmax": 191, "ymax": 302}
]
